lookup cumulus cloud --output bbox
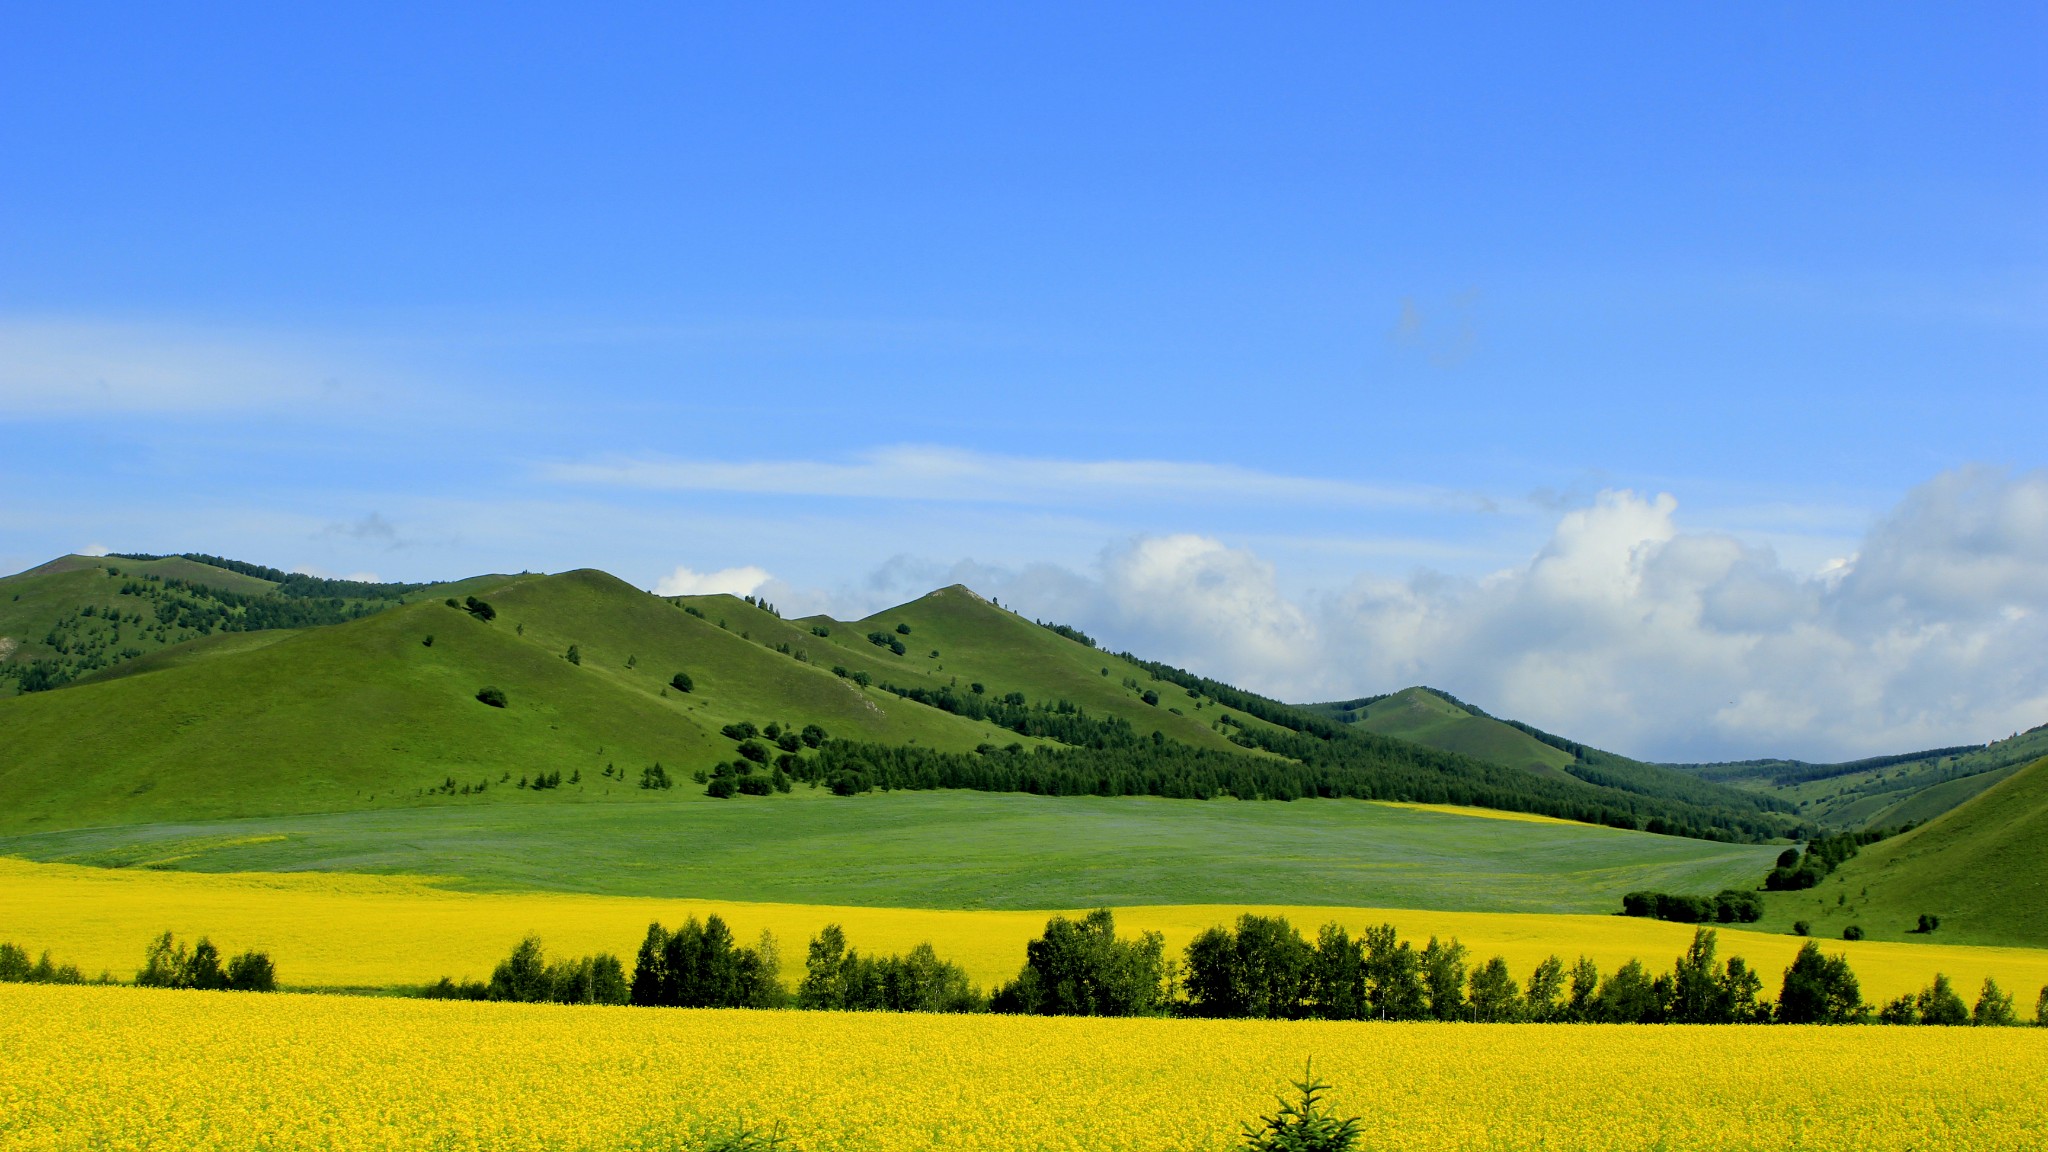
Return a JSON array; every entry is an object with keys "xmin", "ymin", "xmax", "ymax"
[
  {"xmin": 655, "ymin": 564, "xmax": 773, "ymax": 597},
  {"xmin": 943, "ymin": 466, "xmax": 2048, "ymax": 763}
]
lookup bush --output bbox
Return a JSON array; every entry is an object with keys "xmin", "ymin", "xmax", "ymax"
[
  {"xmin": 720, "ymin": 721, "xmax": 758, "ymax": 741},
  {"xmin": 800, "ymin": 724, "xmax": 827, "ymax": 747},
  {"xmin": 225, "ymin": 950, "xmax": 277, "ymax": 991},
  {"xmin": 1240, "ymin": 1062, "xmax": 1361, "ymax": 1152},
  {"xmin": 736, "ymin": 740, "xmax": 770, "ymax": 764},
  {"xmin": 706, "ymin": 777, "xmax": 736, "ymax": 798},
  {"xmin": 639, "ymin": 763, "xmax": 673, "ymax": 790},
  {"xmin": 671, "ymin": 672, "xmax": 694, "ymax": 693},
  {"xmin": 992, "ymin": 909, "xmax": 1168, "ymax": 1017},
  {"xmin": 483, "ymin": 936, "xmax": 629, "ymax": 1005},
  {"xmin": 421, "ymin": 977, "xmax": 488, "ymax": 1000},
  {"xmin": 1141, "ymin": 690, "xmax": 1160, "ymax": 706},
  {"xmin": 1915, "ymin": 913, "xmax": 1940, "ymax": 933},
  {"xmin": 894, "ymin": 622, "xmax": 911, "ymax": 635},
  {"xmin": 1792, "ymin": 921, "xmax": 1810, "ymax": 937},
  {"xmin": 476, "ymin": 686, "xmax": 508, "ymax": 708},
  {"xmin": 1841, "ymin": 925, "xmax": 1864, "ymax": 941},
  {"xmin": 464, "ymin": 596, "xmax": 496, "ymax": 621},
  {"xmin": 564, "ymin": 644, "xmax": 581, "ymax": 665}
]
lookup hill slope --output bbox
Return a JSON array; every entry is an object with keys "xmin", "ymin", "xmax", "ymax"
[
  {"xmin": 1672, "ymin": 725, "xmax": 2048, "ymax": 831},
  {"xmin": 1757, "ymin": 755, "xmax": 2048, "ymax": 947},
  {"xmin": 1305, "ymin": 686, "xmax": 1792, "ymax": 832},
  {"xmin": 0, "ymin": 569, "xmax": 1028, "ymax": 833}
]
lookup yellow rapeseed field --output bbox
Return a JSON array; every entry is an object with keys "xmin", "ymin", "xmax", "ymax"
[
  {"xmin": 4, "ymin": 857, "xmax": 2045, "ymax": 1002},
  {"xmin": 3, "ymin": 983, "xmax": 2045, "ymax": 1151}
]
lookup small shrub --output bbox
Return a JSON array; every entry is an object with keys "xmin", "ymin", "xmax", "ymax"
[
  {"xmin": 1792, "ymin": 921, "xmax": 1810, "ymax": 937},
  {"xmin": 565, "ymin": 644, "xmax": 581, "ymax": 665},
  {"xmin": 1141, "ymin": 690, "xmax": 1160, "ymax": 706},
  {"xmin": 464, "ymin": 596, "xmax": 496, "ymax": 621},
  {"xmin": 1916, "ymin": 913, "xmax": 1940, "ymax": 933},
  {"xmin": 736, "ymin": 740, "xmax": 770, "ymax": 764},
  {"xmin": 800, "ymin": 724, "xmax": 827, "ymax": 747},
  {"xmin": 476, "ymin": 686, "xmax": 508, "ymax": 708},
  {"xmin": 894, "ymin": 622, "xmax": 911, "ymax": 635},
  {"xmin": 671, "ymin": 671, "xmax": 694, "ymax": 693},
  {"xmin": 422, "ymin": 634, "xmax": 434, "ymax": 647},
  {"xmin": 1240, "ymin": 1061, "xmax": 1360, "ymax": 1152},
  {"xmin": 706, "ymin": 777, "xmax": 736, "ymax": 799},
  {"xmin": 1842, "ymin": 925, "xmax": 1864, "ymax": 941}
]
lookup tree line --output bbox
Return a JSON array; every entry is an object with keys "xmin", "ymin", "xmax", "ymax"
[
  {"xmin": 424, "ymin": 912, "xmax": 2048, "ymax": 1028},
  {"xmin": 782, "ymin": 728, "xmax": 1783, "ymax": 843},
  {"xmin": 0, "ymin": 932, "xmax": 276, "ymax": 991}
]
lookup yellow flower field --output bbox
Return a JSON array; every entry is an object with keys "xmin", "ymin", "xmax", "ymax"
[
  {"xmin": 3, "ymin": 856, "xmax": 2045, "ymax": 1002},
  {"xmin": 3, "ymin": 982, "xmax": 2045, "ymax": 1152}
]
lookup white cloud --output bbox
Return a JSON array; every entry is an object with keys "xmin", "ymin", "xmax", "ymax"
[
  {"xmin": 78, "ymin": 543, "xmax": 110, "ymax": 557},
  {"xmin": 655, "ymin": 564, "xmax": 773, "ymax": 597},
  {"xmin": 546, "ymin": 445, "xmax": 1483, "ymax": 510},
  {"xmin": 926, "ymin": 466, "xmax": 2048, "ymax": 762}
]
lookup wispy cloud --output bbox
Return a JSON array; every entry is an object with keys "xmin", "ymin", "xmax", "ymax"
[
  {"xmin": 0, "ymin": 318, "xmax": 347, "ymax": 416},
  {"xmin": 546, "ymin": 446, "xmax": 1490, "ymax": 511}
]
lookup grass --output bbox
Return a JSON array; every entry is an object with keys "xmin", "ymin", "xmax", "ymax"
[
  {"xmin": 0, "ymin": 788, "xmax": 1780, "ymax": 911},
  {"xmin": 1339, "ymin": 687, "xmax": 1577, "ymax": 778},
  {"xmin": 1758, "ymin": 755, "xmax": 2048, "ymax": 948},
  {"xmin": 0, "ymin": 570, "xmax": 1032, "ymax": 833}
]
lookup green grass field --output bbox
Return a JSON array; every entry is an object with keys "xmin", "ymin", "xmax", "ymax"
[{"xmin": 0, "ymin": 789, "xmax": 1781, "ymax": 912}]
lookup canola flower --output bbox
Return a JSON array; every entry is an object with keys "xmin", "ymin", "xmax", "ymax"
[
  {"xmin": 4, "ymin": 856, "xmax": 2046, "ymax": 1002},
  {"xmin": 3, "ymin": 982, "xmax": 2046, "ymax": 1151}
]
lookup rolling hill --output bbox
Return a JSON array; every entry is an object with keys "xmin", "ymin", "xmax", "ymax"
[{"xmin": 1756, "ymin": 754, "xmax": 2048, "ymax": 947}]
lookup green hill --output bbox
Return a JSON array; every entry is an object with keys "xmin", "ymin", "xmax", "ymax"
[
  {"xmin": 0, "ymin": 568, "xmax": 1032, "ymax": 833},
  {"xmin": 1305, "ymin": 686, "xmax": 1792, "ymax": 833},
  {"xmin": 0, "ymin": 553, "xmax": 453, "ymax": 696},
  {"xmin": 1315, "ymin": 687, "xmax": 1577, "ymax": 778},
  {"xmin": 1669, "ymin": 725, "xmax": 2048, "ymax": 831},
  {"xmin": 1756, "ymin": 755, "xmax": 2048, "ymax": 947}
]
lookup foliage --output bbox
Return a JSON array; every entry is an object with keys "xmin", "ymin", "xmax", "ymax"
[
  {"xmin": 1621, "ymin": 889, "xmax": 1761, "ymax": 924},
  {"xmin": 134, "ymin": 931, "xmax": 275, "ymax": 991},
  {"xmin": 1240, "ymin": 1062, "xmax": 1362, "ymax": 1152},
  {"xmin": 1776, "ymin": 942, "xmax": 1863, "ymax": 1024},
  {"xmin": 0, "ymin": 942, "xmax": 87, "ymax": 985},
  {"xmin": 479, "ymin": 935, "xmax": 629, "ymax": 1005},
  {"xmin": 992, "ymin": 910, "xmax": 1168, "ymax": 1017},
  {"xmin": 797, "ymin": 924, "xmax": 984, "ymax": 1013},
  {"xmin": 629, "ymin": 917, "xmax": 786, "ymax": 1009},
  {"xmin": 475, "ymin": 685, "xmax": 508, "ymax": 708},
  {"xmin": 671, "ymin": 671, "xmax": 694, "ymax": 693}
]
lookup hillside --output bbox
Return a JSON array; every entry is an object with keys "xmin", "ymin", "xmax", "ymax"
[
  {"xmin": 0, "ymin": 559, "xmax": 1807, "ymax": 846},
  {"xmin": 1671, "ymin": 725, "xmax": 2048, "ymax": 830},
  {"xmin": 1756, "ymin": 755, "xmax": 2048, "ymax": 947},
  {"xmin": 1304, "ymin": 686, "xmax": 1793, "ymax": 834},
  {"xmin": 1312, "ymin": 687, "xmax": 1577, "ymax": 778},
  {"xmin": 0, "ymin": 569, "xmax": 1026, "ymax": 833},
  {"xmin": 0, "ymin": 554, "xmax": 453, "ymax": 696}
]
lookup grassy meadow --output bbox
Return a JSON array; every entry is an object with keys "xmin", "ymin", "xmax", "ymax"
[{"xmin": 0, "ymin": 789, "xmax": 1781, "ymax": 910}]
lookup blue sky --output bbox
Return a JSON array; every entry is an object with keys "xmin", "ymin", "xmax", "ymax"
[{"xmin": 4, "ymin": 4, "xmax": 2044, "ymax": 759}]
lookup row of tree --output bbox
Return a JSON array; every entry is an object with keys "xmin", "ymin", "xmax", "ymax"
[
  {"xmin": 1621, "ymin": 889, "xmax": 1763, "ymax": 924},
  {"xmin": 426, "ymin": 913, "xmax": 2048, "ymax": 1028},
  {"xmin": 135, "ymin": 931, "xmax": 277, "ymax": 992},
  {"xmin": 783, "ymin": 732, "xmax": 1773, "ymax": 844}
]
